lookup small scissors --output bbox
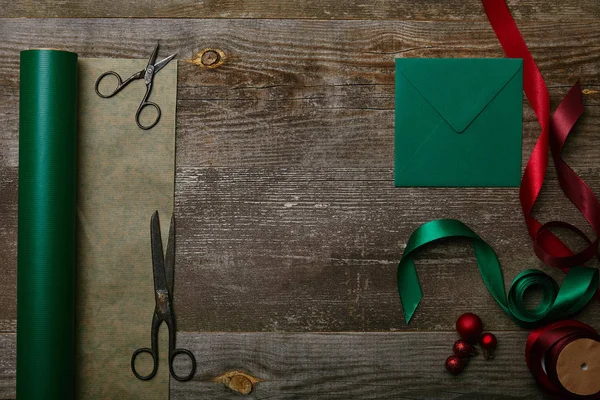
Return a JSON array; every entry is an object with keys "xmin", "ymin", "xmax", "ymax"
[
  {"xmin": 131, "ymin": 211, "xmax": 196, "ymax": 382},
  {"xmin": 95, "ymin": 43, "xmax": 176, "ymax": 130}
]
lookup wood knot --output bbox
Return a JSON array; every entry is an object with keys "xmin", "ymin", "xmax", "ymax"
[
  {"xmin": 188, "ymin": 48, "xmax": 225, "ymax": 68},
  {"xmin": 213, "ymin": 370, "xmax": 262, "ymax": 395}
]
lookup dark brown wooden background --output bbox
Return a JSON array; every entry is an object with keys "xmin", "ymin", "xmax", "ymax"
[{"xmin": 1, "ymin": 1, "xmax": 599, "ymax": 398}]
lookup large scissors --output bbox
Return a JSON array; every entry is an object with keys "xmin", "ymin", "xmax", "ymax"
[
  {"xmin": 95, "ymin": 43, "xmax": 176, "ymax": 130},
  {"xmin": 131, "ymin": 211, "xmax": 196, "ymax": 382}
]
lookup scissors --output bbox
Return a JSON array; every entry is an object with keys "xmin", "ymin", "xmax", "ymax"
[
  {"xmin": 131, "ymin": 211, "xmax": 196, "ymax": 382},
  {"xmin": 95, "ymin": 43, "xmax": 176, "ymax": 130}
]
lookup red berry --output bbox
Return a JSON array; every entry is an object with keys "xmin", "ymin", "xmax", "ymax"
[
  {"xmin": 456, "ymin": 313, "xmax": 483, "ymax": 344},
  {"xmin": 480, "ymin": 332, "xmax": 497, "ymax": 360},
  {"xmin": 445, "ymin": 355, "xmax": 465, "ymax": 375},
  {"xmin": 453, "ymin": 339, "xmax": 478, "ymax": 358}
]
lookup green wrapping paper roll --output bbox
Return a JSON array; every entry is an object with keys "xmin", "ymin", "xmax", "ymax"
[{"xmin": 18, "ymin": 49, "xmax": 78, "ymax": 400}]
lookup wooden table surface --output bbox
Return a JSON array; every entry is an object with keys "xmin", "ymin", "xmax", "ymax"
[{"xmin": 1, "ymin": 1, "xmax": 600, "ymax": 398}]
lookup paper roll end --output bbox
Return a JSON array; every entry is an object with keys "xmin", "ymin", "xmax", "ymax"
[{"xmin": 21, "ymin": 48, "xmax": 78, "ymax": 57}]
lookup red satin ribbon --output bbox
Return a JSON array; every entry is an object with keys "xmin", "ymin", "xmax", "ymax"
[
  {"xmin": 482, "ymin": 0, "xmax": 600, "ymax": 272},
  {"xmin": 526, "ymin": 320, "xmax": 600, "ymax": 399}
]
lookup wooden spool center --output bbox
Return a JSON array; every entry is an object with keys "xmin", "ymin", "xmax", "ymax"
[{"xmin": 556, "ymin": 338, "xmax": 600, "ymax": 396}]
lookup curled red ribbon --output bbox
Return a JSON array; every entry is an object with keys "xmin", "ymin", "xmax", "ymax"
[
  {"xmin": 526, "ymin": 320, "xmax": 600, "ymax": 399},
  {"xmin": 482, "ymin": 0, "xmax": 600, "ymax": 271}
]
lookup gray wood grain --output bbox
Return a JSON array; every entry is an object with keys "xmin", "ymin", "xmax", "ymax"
[
  {"xmin": 2, "ymin": 0, "xmax": 599, "ymax": 21},
  {"xmin": 0, "ymin": 19, "xmax": 599, "ymax": 95},
  {"xmin": 0, "ymin": 166, "xmax": 16, "ymax": 327},
  {"xmin": 0, "ymin": 334, "xmax": 15, "ymax": 400},
  {"xmin": 0, "ymin": 18, "xmax": 599, "ymax": 332},
  {"xmin": 173, "ymin": 166, "xmax": 600, "ymax": 332},
  {"xmin": 169, "ymin": 331, "xmax": 543, "ymax": 399},
  {"xmin": 0, "ymin": 331, "xmax": 545, "ymax": 400}
]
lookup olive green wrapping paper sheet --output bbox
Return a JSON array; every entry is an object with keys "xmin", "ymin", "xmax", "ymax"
[
  {"xmin": 76, "ymin": 59, "xmax": 176, "ymax": 399},
  {"xmin": 18, "ymin": 49, "xmax": 78, "ymax": 400}
]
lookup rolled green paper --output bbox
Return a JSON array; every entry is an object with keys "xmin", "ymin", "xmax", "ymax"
[{"xmin": 18, "ymin": 49, "xmax": 78, "ymax": 400}]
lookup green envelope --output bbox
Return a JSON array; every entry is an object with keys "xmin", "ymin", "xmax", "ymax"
[{"xmin": 394, "ymin": 58, "xmax": 523, "ymax": 187}]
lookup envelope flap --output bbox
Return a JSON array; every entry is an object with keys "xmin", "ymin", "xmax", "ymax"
[{"xmin": 397, "ymin": 58, "xmax": 523, "ymax": 133}]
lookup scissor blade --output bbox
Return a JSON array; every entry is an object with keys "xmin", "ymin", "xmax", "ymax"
[
  {"xmin": 150, "ymin": 211, "xmax": 169, "ymax": 298},
  {"xmin": 164, "ymin": 215, "xmax": 175, "ymax": 300},
  {"xmin": 146, "ymin": 43, "xmax": 159, "ymax": 71},
  {"xmin": 153, "ymin": 53, "xmax": 177, "ymax": 75}
]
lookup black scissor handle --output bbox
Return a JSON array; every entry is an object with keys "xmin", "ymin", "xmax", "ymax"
[
  {"xmin": 169, "ymin": 348, "xmax": 196, "ymax": 382},
  {"xmin": 131, "ymin": 347, "xmax": 159, "ymax": 381},
  {"xmin": 95, "ymin": 71, "xmax": 125, "ymax": 98},
  {"xmin": 136, "ymin": 101, "xmax": 161, "ymax": 130}
]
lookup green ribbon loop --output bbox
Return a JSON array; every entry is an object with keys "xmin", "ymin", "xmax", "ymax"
[{"xmin": 398, "ymin": 219, "xmax": 598, "ymax": 327}]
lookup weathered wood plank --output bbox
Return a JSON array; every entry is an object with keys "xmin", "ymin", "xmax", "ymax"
[
  {"xmin": 175, "ymin": 88, "xmax": 600, "ymax": 170},
  {"xmin": 170, "ymin": 331, "xmax": 543, "ymax": 399},
  {"xmin": 0, "ymin": 331, "xmax": 546, "ymax": 399},
  {"xmin": 0, "ymin": 167, "xmax": 17, "ymax": 327},
  {"xmin": 0, "ymin": 334, "xmax": 15, "ymax": 400},
  {"xmin": 174, "ymin": 166, "xmax": 600, "ymax": 332},
  {"xmin": 3, "ymin": 90, "xmax": 599, "ymax": 172},
  {"xmin": 1, "ymin": 0, "xmax": 599, "ymax": 21},
  {"xmin": 1, "ymin": 19, "xmax": 600, "ymax": 91}
]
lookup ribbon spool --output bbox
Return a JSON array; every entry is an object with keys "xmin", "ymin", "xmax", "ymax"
[{"xmin": 526, "ymin": 320, "xmax": 600, "ymax": 399}]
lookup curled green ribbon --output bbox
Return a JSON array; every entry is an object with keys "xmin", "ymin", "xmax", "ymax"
[{"xmin": 398, "ymin": 219, "xmax": 598, "ymax": 327}]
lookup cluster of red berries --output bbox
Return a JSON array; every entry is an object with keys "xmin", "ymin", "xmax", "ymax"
[{"xmin": 445, "ymin": 313, "xmax": 498, "ymax": 375}]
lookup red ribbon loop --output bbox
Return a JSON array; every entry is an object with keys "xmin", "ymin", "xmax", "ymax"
[
  {"xmin": 534, "ymin": 221, "xmax": 599, "ymax": 271},
  {"xmin": 482, "ymin": 0, "xmax": 600, "ymax": 271}
]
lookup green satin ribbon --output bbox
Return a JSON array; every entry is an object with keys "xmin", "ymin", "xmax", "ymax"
[{"xmin": 398, "ymin": 219, "xmax": 598, "ymax": 327}]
